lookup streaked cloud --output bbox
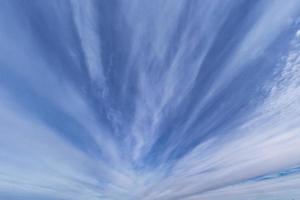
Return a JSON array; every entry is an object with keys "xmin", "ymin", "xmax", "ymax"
[{"xmin": 1, "ymin": 0, "xmax": 300, "ymax": 199}]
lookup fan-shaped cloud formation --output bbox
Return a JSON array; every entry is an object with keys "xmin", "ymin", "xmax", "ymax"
[{"xmin": 1, "ymin": 0, "xmax": 300, "ymax": 199}]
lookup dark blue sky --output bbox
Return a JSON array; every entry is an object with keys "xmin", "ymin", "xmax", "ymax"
[{"xmin": 1, "ymin": 0, "xmax": 300, "ymax": 199}]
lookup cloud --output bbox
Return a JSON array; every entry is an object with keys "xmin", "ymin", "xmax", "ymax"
[{"xmin": 1, "ymin": 0, "xmax": 300, "ymax": 200}]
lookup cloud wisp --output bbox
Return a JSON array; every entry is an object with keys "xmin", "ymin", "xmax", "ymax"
[{"xmin": 1, "ymin": 0, "xmax": 300, "ymax": 200}]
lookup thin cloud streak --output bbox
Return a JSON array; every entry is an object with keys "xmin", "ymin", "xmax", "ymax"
[{"xmin": 0, "ymin": 0, "xmax": 300, "ymax": 200}]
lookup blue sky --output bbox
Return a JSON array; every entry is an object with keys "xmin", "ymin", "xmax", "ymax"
[{"xmin": 1, "ymin": 0, "xmax": 300, "ymax": 199}]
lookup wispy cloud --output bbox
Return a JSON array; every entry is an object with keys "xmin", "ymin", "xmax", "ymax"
[{"xmin": 1, "ymin": 0, "xmax": 300, "ymax": 199}]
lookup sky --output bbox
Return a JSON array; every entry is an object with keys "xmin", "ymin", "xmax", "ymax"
[{"xmin": 1, "ymin": 0, "xmax": 300, "ymax": 200}]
